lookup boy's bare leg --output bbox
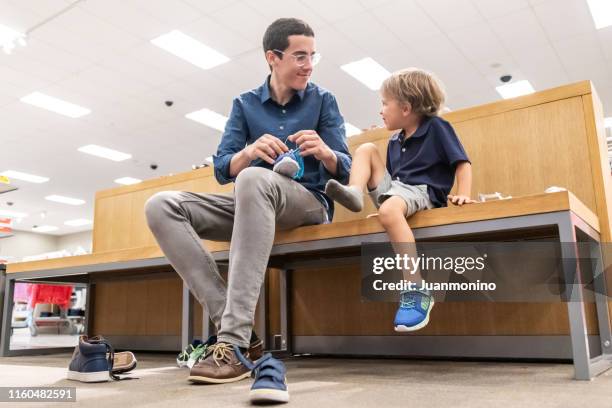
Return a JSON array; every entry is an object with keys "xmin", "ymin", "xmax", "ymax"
[
  {"xmin": 378, "ymin": 196, "xmax": 423, "ymax": 285},
  {"xmin": 325, "ymin": 142, "xmax": 386, "ymax": 212}
]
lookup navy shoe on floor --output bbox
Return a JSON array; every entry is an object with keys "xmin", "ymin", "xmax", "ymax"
[
  {"xmin": 67, "ymin": 336, "xmax": 130, "ymax": 382},
  {"xmin": 67, "ymin": 336, "xmax": 113, "ymax": 382},
  {"xmin": 234, "ymin": 346, "xmax": 289, "ymax": 404}
]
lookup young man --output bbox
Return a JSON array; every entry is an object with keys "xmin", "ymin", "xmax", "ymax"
[{"xmin": 145, "ymin": 18, "xmax": 351, "ymax": 384}]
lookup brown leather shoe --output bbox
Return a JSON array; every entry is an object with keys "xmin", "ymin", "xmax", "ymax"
[
  {"xmin": 188, "ymin": 342, "xmax": 253, "ymax": 384},
  {"xmin": 248, "ymin": 339, "xmax": 263, "ymax": 361}
]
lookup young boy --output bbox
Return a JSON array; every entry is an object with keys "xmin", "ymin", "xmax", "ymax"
[{"xmin": 325, "ymin": 68, "xmax": 475, "ymax": 331}]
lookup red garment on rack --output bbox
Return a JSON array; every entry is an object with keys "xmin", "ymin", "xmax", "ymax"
[{"xmin": 26, "ymin": 284, "xmax": 73, "ymax": 309}]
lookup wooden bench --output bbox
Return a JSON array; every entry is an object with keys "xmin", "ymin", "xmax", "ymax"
[{"xmin": 2, "ymin": 191, "xmax": 611, "ymax": 379}]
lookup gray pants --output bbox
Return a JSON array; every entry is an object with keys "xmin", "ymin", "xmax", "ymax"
[{"xmin": 144, "ymin": 167, "xmax": 327, "ymax": 348}]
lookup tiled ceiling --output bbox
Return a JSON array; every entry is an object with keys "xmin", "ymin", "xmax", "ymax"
[{"xmin": 0, "ymin": 0, "xmax": 611, "ymax": 236}]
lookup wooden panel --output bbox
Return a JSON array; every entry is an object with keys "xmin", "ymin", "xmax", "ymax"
[
  {"xmin": 292, "ymin": 265, "xmax": 599, "ymax": 336},
  {"xmin": 92, "ymin": 276, "xmax": 182, "ymax": 336}
]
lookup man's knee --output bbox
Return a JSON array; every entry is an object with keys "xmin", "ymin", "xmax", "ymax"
[
  {"xmin": 234, "ymin": 167, "xmax": 277, "ymax": 196},
  {"xmin": 144, "ymin": 191, "xmax": 180, "ymax": 227}
]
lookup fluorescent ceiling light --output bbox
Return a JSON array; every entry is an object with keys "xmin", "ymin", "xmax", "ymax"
[
  {"xmin": 587, "ymin": 0, "xmax": 612, "ymax": 29},
  {"xmin": 0, "ymin": 24, "xmax": 26, "ymax": 54},
  {"xmin": 186, "ymin": 108, "xmax": 228, "ymax": 131},
  {"xmin": 344, "ymin": 123, "xmax": 362, "ymax": 137},
  {"xmin": 32, "ymin": 225, "xmax": 58, "ymax": 233},
  {"xmin": 151, "ymin": 30, "xmax": 230, "ymax": 70},
  {"xmin": 340, "ymin": 57, "xmax": 391, "ymax": 91},
  {"xmin": 64, "ymin": 218, "xmax": 92, "ymax": 227},
  {"xmin": 495, "ymin": 80, "xmax": 535, "ymax": 99},
  {"xmin": 605, "ymin": 117, "xmax": 612, "ymax": 129},
  {"xmin": 0, "ymin": 209, "xmax": 28, "ymax": 218},
  {"xmin": 0, "ymin": 170, "xmax": 49, "ymax": 183},
  {"xmin": 45, "ymin": 195, "xmax": 85, "ymax": 206},
  {"xmin": 20, "ymin": 92, "xmax": 91, "ymax": 118},
  {"xmin": 78, "ymin": 144, "xmax": 132, "ymax": 162},
  {"xmin": 114, "ymin": 177, "xmax": 142, "ymax": 185}
]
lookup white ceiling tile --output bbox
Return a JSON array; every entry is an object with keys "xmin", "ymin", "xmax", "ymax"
[
  {"xmin": 333, "ymin": 11, "xmax": 406, "ymax": 57},
  {"xmin": 448, "ymin": 23, "xmax": 518, "ymax": 75},
  {"xmin": 299, "ymin": 0, "xmax": 366, "ymax": 24},
  {"xmin": 599, "ymin": 26, "xmax": 612, "ymax": 61},
  {"xmin": 554, "ymin": 31, "xmax": 605, "ymax": 67},
  {"xmin": 489, "ymin": 8, "xmax": 550, "ymax": 53},
  {"xmin": 415, "ymin": 0, "xmax": 484, "ymax": 31},
  {"xmin": 130, "ymin": 0, "xmax": 204, "ymax": 25},
  {"xmin": 181, "ymin": 0, "xmax": 241, "ymax": 15},
  {"xmin": 209, "ymin": 2, "xmax": 270, "ymax": 42},
  {"xmin": 471, "ymin": 0, "xmax": 530, "ymax": 19},
  {"xmin": 372, "ymin": 0, "xmax": 442, "ymax": 42},
  {"xmin": 532, "ymin": 0, "xmax": 597, "ymax": 41},
  {"xmin": 182, "ymin": 15, "xmax": 260, "ymax": 58},
  {"xmin": 313, "ymin": 25, "xmax": 365, "ymax": 66},
  {"xmin": 76, "ymin": 0, "xmax": 173, "ymax": 40},
  {"xmin": 242, "ymin": 0, "xmax": 329, "ymax": 32}
]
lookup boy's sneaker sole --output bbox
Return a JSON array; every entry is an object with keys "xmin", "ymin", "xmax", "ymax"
[
  {"xmin": 188, "ymin": 370, "xmax": 251, "ymax": 384},
  {"xmin": 250, "ymin": 387, "xmax": 290, "ymax": 403},
  {"xmin": 394, "ymin": 298, "xmax": 435, "ymax": 332},
  {"xmin": 273, "ymin": 157, "xmax": 299, "ymax": 178},
  {"xmin": 67, "ymin": 370, "xmax": 109, "ymax": 383}
]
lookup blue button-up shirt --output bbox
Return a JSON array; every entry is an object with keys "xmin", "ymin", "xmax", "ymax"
[
  {"xmin": 213, "ymin": 77, "xmax": 352, "ymax": 220},
  {"xmin": 387, "ymin": 115, "xmax": 470, "ymax": 207}
]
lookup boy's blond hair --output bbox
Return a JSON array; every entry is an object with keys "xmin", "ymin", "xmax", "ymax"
[{"xmin": 381, "ymin": 68, "xmax": 445, "ymax": 117}]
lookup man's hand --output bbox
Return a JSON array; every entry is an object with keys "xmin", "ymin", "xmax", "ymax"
[
  {"xmin": 447, "ymin": 194, "xmax": 477, "ymax": 206},
  {"xmin": 245, "ymin": 134, "xmax": 289, "ymax": 165},
  {"xmin": 287, "ymin": 130, "xmax": 334, "ymax": 162}
]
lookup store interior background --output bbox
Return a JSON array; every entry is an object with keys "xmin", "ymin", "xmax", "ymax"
[{"xmin": 1, "ymin": 0, "xmax": 612, "ymax": 349}]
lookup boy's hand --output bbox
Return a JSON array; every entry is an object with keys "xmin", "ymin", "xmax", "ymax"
[
  {"xmin": 246, "ymin": 134, "xmax": 289, "ymax": 164},
  {"xmin": 288, "ymin": 130, "xmax": 334, "ymax": 162},
  {"xmin": 447, "ymin": 195, "xmax": 477, "ymax": 206}
]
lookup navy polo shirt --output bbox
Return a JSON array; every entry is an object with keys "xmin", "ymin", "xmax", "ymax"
[
  {"xmin": 213, "ymin": 76, "xmax": 352, "ymax": 220},
  {"xmin": 386, "ymin": 115, "xmax": 469, "ymax": 207}
]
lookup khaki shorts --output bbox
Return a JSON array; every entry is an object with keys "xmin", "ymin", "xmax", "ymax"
[{"xmin": 368, "ymin": 171, "xmax": 433, "ymax": 217}]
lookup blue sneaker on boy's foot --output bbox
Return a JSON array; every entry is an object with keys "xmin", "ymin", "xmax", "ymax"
[
  {"xmin": 234, "ymin": 346, "xmax": 289, "ymax": 404},
  {"xmin": 394, "ymin": 289, "xmax": 435, "ymax": 332}
]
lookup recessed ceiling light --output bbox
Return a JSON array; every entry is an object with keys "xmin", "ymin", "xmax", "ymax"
[
  {"xmin": 0, "ymin": 209, "xmax": 28, "ymax": 218},
  {"xmin": 0, "ymin": 24, "xmax": 27, "ymax": 54},
  {"xmin": 20, "ymin": 92, "xmax": 91, "ymax": 118},
  {"xmin": 586, "ymin": 0, "xmax": 612, "ymax": 29},
  {"xmin": 605, "ymin": 117, "xmax": 612, "ymax": 129},
  {"xmin": 78, "ymin": 144, "xmax": 132, "ymax": 162},
  {"xmin": 340, "ymin": 57, "xmax": 391, "ymax": 91},
  {"xmin": 32, "ymin": 225, "xmax": 58, "ymax": 233},
  {"xmin": 45, "ymin": 195, "xmax": 85, "ymax": 206},
  {"xmin": 186, "ymin": 108, "xmax": 228, "ymax": 131},
  {"xmin": 151, "ymin": 30, "xmax": 230, "ymax": 70},
  {"xmin": 495, "ymin": 80, "xmax": 535, "ymax": 99},
  {"xmin": 0, "ymin": 170, "xmax": 49, "ymax": 183},
  {"xmin": 114, "ymin": 177, "xmax": 142, "ymax": 185},
  {"xmin": 344, "ymin": 123, "xmax": 362, "ymax": 137},
  {"xmin": 64, "ymin": 218, "xmax": 92, "ymax": 227}
]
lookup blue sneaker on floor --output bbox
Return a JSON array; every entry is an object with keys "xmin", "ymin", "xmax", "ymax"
[
  {"xmin": 234, "ymin": 346, "xmax": 289, "ymax": 404},
  {"xmin": 394, "ymin": 289, "xmax": 435, "ymax": 332}
]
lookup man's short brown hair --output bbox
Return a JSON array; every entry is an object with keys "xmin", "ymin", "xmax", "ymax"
[{"xmin": 381, "ymin": 68, "xmax": 446, "ymax": 117}]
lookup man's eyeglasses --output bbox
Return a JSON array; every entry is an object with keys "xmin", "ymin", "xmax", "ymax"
[{"xmin": 273, "ymin": 49, "xmax": 322, "ymax": 67}]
